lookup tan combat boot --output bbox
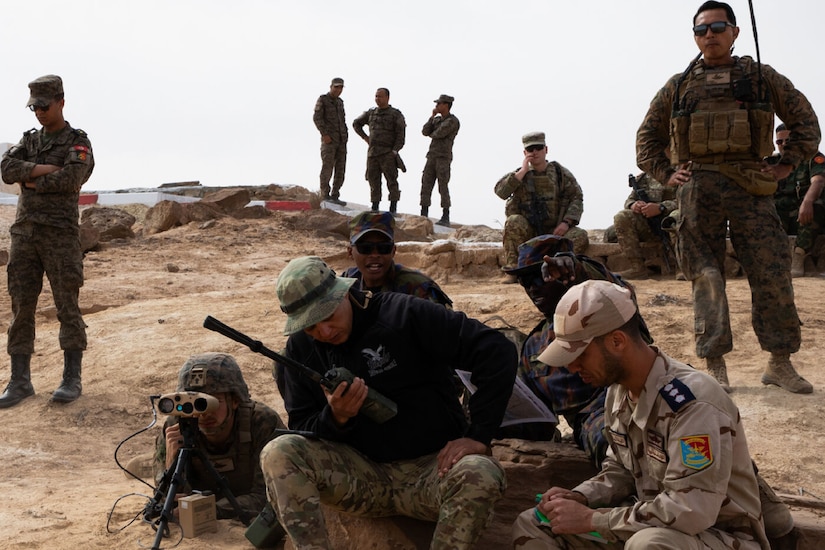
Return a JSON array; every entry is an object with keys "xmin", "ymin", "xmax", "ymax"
[
  {"xmin": 617, "ymin": 259, "xmax": 647, "ymax": 279},
  {"xmin": 706, "ymin": 356, "xmax": 731, "ymax": 393},
  {"xmin": 790, "ymin": 247, "xmax": 806, "ymax": 278},
  {"xmin": 762, "ymin": 353, "xmax": 813, "ymax": 394}
]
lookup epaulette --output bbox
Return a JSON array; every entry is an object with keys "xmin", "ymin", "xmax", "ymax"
[{"xmin": 659, "ymin": 377, "xmax": 696, "ymax": 412}]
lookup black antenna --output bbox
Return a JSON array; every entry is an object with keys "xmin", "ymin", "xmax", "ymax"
[{"xmin": 747, "ymin": 0, "xmax": 765, "ymax": 101}]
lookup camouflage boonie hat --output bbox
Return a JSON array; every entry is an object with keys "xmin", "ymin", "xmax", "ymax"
[
  {"xmin": 276, "ymin": 256, "xmax": 357, "ymax": 335},
  {"xmin": 434, "ymin": 94, "xmax": 454, "ymax": 104},
  {"xmin": 349, "ymin": 211, "xmax": 395, "ymax": 244},
  {"xmin": 177, "ymin": 352, "xmax": 250, "ymax": 402},
  {"xmin": 27, "ymin": 75, "xmax": 63, "ymax": 108},
  {"xmin": 522, "ymin": 131, "xmax": 546, "ymax": 149},
  {"xmin": 504, "ymin": 234, "xmax": 574, "ymax": 274}
]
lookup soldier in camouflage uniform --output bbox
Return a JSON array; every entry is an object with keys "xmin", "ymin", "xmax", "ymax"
[
  {"xmin": 263, "ymin": 256, "xmax": 516, "ymax": 549},
  {"xmin": 342, "ymin": 211, "xmax": 452, "ymax": 307},
  {"xmin": 495, "ymin": 132, "xmax": 589, "ymax": 280},
  {"xmin": 612, "ymin": 172, "xmax": 679, "ymax": 279},
  {"xmin": 154, "ymin": 353, "xmax": 286, "ymax": 523},
  {"xmin": 636, "ymin": 1, "xmax": 820, "ymax": 394},
  {"xmin": 0, "ymin": 75, "xmax": 94, "ymax": 408},
  {"xmin": 314, "ymin": 77, "xmax": 348, "ymax": 205},
  {"xmin": 420, "ymin": 94, "xmax": 460, "ymax": 227},
  {"xmin": 513, "ymin": 280, "xmax": 770, "ymax": 550},
  {"xmin": 353, "ymin": 88, "xmax": 406, "ymax": 213},
  {"xmin": 773, "ymin": 123, "xmax": 825, "ymax": 277}
]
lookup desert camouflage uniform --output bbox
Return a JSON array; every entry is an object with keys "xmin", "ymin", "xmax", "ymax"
[
  {"xmin": 342, "ymin": 263, "xmax": 452, "ymax": 307},
  {"xmin": 637, "ymin": 55, "xmax": 820, "ymax": 358},
  {"xmin": 154, "ymin": 400, "xmax": 286, "ymax": 520},
  {"xmin": 420, "ymin": 113, "xmax": 460, "ymax": 209},
  {"xmin": 1, "ymin": 122, "xmax": 94, "ymax": 353},
  {"xmin": 494, "ymin": 162, "xmax": 588, "ymax": 267},
  {"xmin": 353, "ymin": 106, "xmax": 406, "ymax": 203},
  {"xmin": 774, "ymin": 151, "xmax": 825, "ymax": 252},
  {"xmin": 613, "ymin": 172, "xmax": 678, "ymax": 265},
  {"xmin": 314, "ymin": 91, "xmax": 348, "ymax": 200},
  {"xmin": 513, "ymin": 352, "xmax": 769, "ymax": 550}
]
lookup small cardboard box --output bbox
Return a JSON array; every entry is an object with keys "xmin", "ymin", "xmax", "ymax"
[{"xmin": 179, "ymin": 493, "xmax": 217, "ymax": 538}]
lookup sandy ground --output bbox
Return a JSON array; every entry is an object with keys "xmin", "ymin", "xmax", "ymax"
[{"xmin": 0, "ymin": 204, "xmax": 823, "ymax": 549}]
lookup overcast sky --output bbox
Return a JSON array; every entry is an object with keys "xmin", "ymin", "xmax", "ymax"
[{"xmin": 2, "ymin": 0, "xmax": 822, "ymax": 230}]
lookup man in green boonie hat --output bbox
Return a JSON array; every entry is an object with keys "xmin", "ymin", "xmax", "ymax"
[{"xmin": 263, "ymin": 255, "xmax": 517, "ymax": 549}]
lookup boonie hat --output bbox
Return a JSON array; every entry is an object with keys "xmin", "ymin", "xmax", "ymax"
[
  {"xmin": 276, "ymin": 256, "xmax": 356, "ymax": 335},
  {"xmin": 331, "ymin": 77, "xmax": 344, "ymax": 86},
  {"xmin": 504, "ymin": 235, "xmax": 574, "ymax": 274},
  {"xmin": 349, "ymin": 211, "xmax": 395, "ymax": 244},
  {"xmin": 433, "ymin": 94, "xmax": 454, "ymax": 104},
  {"xmin": 522, "ymin": 131, "xmax": 546, "ymax": 149},
  {"xmin": 537, "ymin": 280, "xmax": 636, "ymax": 367},
  {"xmin": 177, "ymin": 352, "xmax": 250, "ymax": 402},
  {"xmin": 27, "ymin": 74, "xmax": 63, "ymax": 108}
]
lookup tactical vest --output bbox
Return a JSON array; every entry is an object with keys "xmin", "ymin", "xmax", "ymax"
[
  {"xmin": 505, "ymin": 162, "xmax": 563, "ymax": 229},
  {"xmin": 190, "ymin": 402, "xmax": 255, "ymax": 498},
  {"xmin": 669, "ymin": 56, "xmax": 774, "ymax": 189}
]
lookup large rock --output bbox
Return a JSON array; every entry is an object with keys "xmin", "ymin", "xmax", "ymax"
[
  {"xmin": 201, "ymin": 187, "xmax": 251, "ymax": 214},
  {"xmin": 80, "ymin": 206, "xmax": 136, "ymax": 241},
  {"xmin": 143, "ymin": 200, "xmax": 185, "ymax": 235}
]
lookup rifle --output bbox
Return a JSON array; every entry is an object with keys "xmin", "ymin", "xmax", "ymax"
[
  {"xmin": 203, "ymin": 315, "xmax": 398, "ymax": 424},
  {"xmin": 627, "ymin": 174, "xmax": 675, "ymax": 272}
]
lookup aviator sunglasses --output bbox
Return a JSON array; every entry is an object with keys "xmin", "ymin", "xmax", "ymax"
[
  {"xmin": 28, "ymin": 103, "xmax": 51, "ymax": 112},
  {"xmin": 525, "ymin": 144, "xmax": 545, "ymax": 153},
  {"xmin": 692, "ymin": 21, "xmax": 734, "ymax": 36},
  {"xmin": 354, "ymin": 242, "xmax": 394, "ymax": 255}
]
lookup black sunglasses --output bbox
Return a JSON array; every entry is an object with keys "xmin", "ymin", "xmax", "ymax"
[
  {"xmin": 28, "ymin": 103, "xmax": 51, "ymax": 113},
  {"xmin": 693, "ymin": 21, "xmax": 734, "ymax": 36},
  {"xmin": 525, "ymin": 144, "xmax": 545, "ymax": 153},
  {"xmin": 516, "ymin": 271, "xmax": 544, "ymax": 289},
  {"xmin": 355, "ymin": 242, "xmax": 393, "ymax": 255}
]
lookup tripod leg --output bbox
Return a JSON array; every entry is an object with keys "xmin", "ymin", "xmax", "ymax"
[{"xmin": 150, "ymin": 447, "xmax": 191, "ymax": 550}]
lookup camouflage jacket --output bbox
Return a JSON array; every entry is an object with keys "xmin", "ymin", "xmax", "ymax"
[
  {"xmin": 637, "ymin": 56, "xmax": 820, "ymax": 187},
  {"xmin": 1, "ymin": 121, "xmax": 94, "ymax": 229},
  {"xmin": 153, "ymin": 400, "xmax": 286, "ymax": 521},
  {"xmin": 352, "ymin": 106, "xmax": 406, "ymax": 157},
  {"xmin": 313, "ymin": 92, "xmax": 347, "ymax": 142},
  {"xmin": 341, "ymin": 263, "xmax": 452, "ymax": 308},
  {"xmin": 774, "ymin": 151, "xmax": 825, "ymax": 212},
  {"xmin": 574, "ymin": 352, "xmax": 769, "ymax": 548},
  {"xmin": 494, "ymin": 161, "xmax": 584, "ymax": 227},
  {"xmin": 422, "ymin": 113, "xmax": 460, "ymax": 159},
  {"xmin": 622, "ymin": 172, "xmax": 678, "ymax": 215}
]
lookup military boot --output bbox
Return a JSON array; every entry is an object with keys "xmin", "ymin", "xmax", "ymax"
[
  {"xmin": 51, "ymin": 350, "xmax": 83, "ymax": 403},
  {"xmin": 762, "ymin": 353, "xmax": 812, "ymax": 394},
  {"xmin": 435, "ymin": 208, "xmax": 450, "ymax": 227},
  {"xmin": 791, "ymin": 246, "xmax": 806, "ymax": 278},
  {"xmin": 420, "ymin": 206, "xmax": 428, "ymax": 217},
  {"xmin": 0, "ymin": 354, "xmax": 34, "ymax": 409},
  {"xmin": 706, "ymin": 356, "xmax": 731, "ymax": 393},
  {"xmin": 389, "ymin": 201, "xmax": 397, "ymax": 214},
  {"xmin": 617, "ymin": 259, "xmax": 648, "ymax": 279},
  {"xmin": 371, "ymin": 201, "xmax": 379, "ymax": 211}
]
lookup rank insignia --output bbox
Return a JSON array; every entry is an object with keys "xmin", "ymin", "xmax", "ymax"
[{"xmin": 680, "ymin": 435, "xmax": 713, "ymax": 470}]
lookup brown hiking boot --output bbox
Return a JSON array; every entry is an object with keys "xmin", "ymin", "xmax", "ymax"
[
  {"xmin": 617, "ymin": 260, "xmax": 648, "ymax": 279},
  {"xmin": 762, "ymin": 353, "xmax": 813, "ymax": 394},
  {"xmin": 791, "ymin": 246, "xmax": 806, "ymax": 278},
  {"xmin": 706, "ymin": 356, "xmax": 731, "ymax": 393}
]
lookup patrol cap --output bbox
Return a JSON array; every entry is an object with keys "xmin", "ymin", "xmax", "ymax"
[
  {"xmin": 349, "ymin": 211, "xmax": 395, "ymax": 244},
  {"xmin": 434, "ymin": 94, "xmax": 454, "ymax": 104},
  {"xmin": 522, "ymin": 131, "xmax": 546, "ymax": 149},
  {"xmin": 176, "ymin": 352, "xmax": 250, "ymax": 402},
  {"xmin": 504, "ymin": 235, "xmax": 574, "ymax": 274},
  {"xmin": 27, "ymin": 75, "xmax": 63, "ymax": 108},
  {"xmin": 538, "ymin": 280, "xmax": 636, "ymax": 367},
  {"xmin": 331, "ymin": 77, "xmax": 344, "ymax": 87},
  {"xmin": 276, "ymin": 256, "xmax": 357, "ymax": 335}
]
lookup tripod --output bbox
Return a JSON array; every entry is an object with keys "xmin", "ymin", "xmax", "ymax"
[{"xmin": 143, "ymin": 416, "xmax": 251, "ymax": 550}]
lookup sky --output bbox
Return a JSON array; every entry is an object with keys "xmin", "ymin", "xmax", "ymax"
[{"xmin": 1, "ymin": 0, "xmax": 822, "ymax": 230}]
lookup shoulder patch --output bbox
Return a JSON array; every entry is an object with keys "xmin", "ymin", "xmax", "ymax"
[
  {"xmin": 659, "ymin": 377, "xmax": 695, "ymax": 411},
  {"xmin": 813, "ymin": 153, "xmax": 825, "ymax": 165},
  {"xmin": 679, "ymin": 435, "xmax": 713, "ymax": 470}
]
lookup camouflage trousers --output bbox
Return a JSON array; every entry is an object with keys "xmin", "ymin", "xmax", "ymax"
[
  {"xmin": 7, "ymin": 223, "xmax": 86, "ymax": 354},
  {"xmin": 776, "ymin": 202, "xmax": 825, "ymax": 253},
  {"xmin": 677, "ymin": 171, "xmax": 800, "ymax": 357},
  {"xmin": 512, "ymin": 508, "xmax": 760, "ymax": 549},
  {"xmin": 503, "ymin": 214, "xmax": 589, "ymax": 268},
  {"xmin": 420, "ymin": 156, "xmax": 452, "ymax": 208},
  {"xmin": 366, "ymin": 153, "xmax": 401, "ymax": 203},
  {"xmin": 260, "ymin": 434, "xmax": 506, "ymax": 550},
  {"xmin": 319, "ymin": 140, "xmax": 347, "ymax": 198},
  {"xmin": 612, "ymin": 209, "xmax": 674, "ymax": 263}
]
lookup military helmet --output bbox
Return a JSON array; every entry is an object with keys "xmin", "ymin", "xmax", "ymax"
[{"xmin": 176, "ymin": 352, "xmax": 250, "ymax": 402}]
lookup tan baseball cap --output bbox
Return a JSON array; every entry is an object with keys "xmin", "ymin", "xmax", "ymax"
[{"xmin": 537, "ymin": 280, "xmax": 636, "ymax": 367}]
